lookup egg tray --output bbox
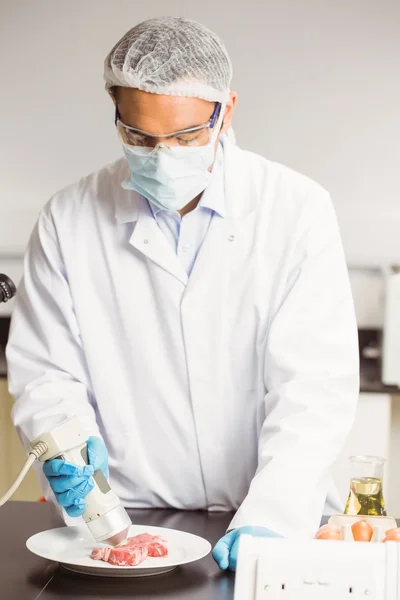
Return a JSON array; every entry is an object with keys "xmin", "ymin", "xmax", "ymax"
[{"xmin": 321, "ymin": 514, "xmax": 398, "ymax": 542}]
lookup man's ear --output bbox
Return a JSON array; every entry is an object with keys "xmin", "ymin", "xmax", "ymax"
[
  {"xmin": 221, "ymin": 91, "xmax": 238, "ymax": 134},
  {"xmin": 107, "ymin": 87, "xmax": 118, "ymax": 105}
]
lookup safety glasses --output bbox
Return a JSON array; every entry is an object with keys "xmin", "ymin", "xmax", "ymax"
[{"xmin": 115, "ymin": 103, "xmax": 222, "ymax": 148}]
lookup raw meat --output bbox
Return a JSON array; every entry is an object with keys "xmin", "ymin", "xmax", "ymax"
[
  {"xmin": 91, "ymin": 546, "xmax": 112, "ymax": 562},
  {"xmin": 91, "ymin": 548, "xmax": 105, "ymax": 561},
  {"xmin": 90, "ymin": 543, "xmax": 148, "ymax": 566},
  {"xmin": 90, "ymin": 533, "xmax": 168, "ymax": 567},
  {"xmin": 126, "ymin": 533, "xmax": 168, "ymax": 557},
  {"xmin": 108, "ymin": 544, "xmax": 148, "ymax": 567}
]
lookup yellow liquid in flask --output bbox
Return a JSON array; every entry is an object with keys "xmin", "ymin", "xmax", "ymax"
[{"xmin": 344, "ymin": 477, "xmax": 386, "ymax": 516}]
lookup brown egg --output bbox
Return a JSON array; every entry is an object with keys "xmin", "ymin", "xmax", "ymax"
[
  {"xmin": 383, "ymin": 528, "xmax": 400, "ymax": 542},
  {"xmin": 315, "ymin": 524, "xmax": 333, "ymax": 535},
  {"xmin": 351, "ymin": 520, "xmax": 373, "ymax": 542},
  {"xmin": 315, "ymin": 525, "xmax": 341, "ymax": 540}
]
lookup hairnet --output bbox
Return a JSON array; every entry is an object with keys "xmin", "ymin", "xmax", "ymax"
[{"xmin": 104, "ymin": 17, "xmax": 232, "ymax": 103}]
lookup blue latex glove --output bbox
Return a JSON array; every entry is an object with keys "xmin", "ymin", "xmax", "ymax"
[
  {"xmin": 212, "ymin": 526, "xmax": 281, "ymax": 572},
  {"xmin": 42, "ymin": 436, "xmax": 108, "ymax": 517}
]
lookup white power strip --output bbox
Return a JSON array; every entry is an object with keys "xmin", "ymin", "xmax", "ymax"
[{"xmin": 234, "ymin": 536, "xmax": 400, "ymax": 599}]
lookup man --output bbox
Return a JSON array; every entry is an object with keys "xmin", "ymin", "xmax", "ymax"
[{"xmin": 6, "ymin": 16, "xmax": 359, "ymax": 571}]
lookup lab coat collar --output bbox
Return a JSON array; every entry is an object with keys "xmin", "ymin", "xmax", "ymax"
[
  {"xmin": 219, "ymin": 135, "xmax": 259, "ymax": 224},
  {"xmin": 197, "ymin": 143, "xmax": 225, "ymax": 217},
  {"xmin": 128, "ymin": 197, "xmax": 189, "ymax": 286},
  {"xmin": 114, "ymin": 188, "xmax": 141, "ymax": 224},
  {"xmin": 181, "ymin": 136, "xmax": 260, "ymax": 293},
  {"xmin": 114, "ymin": 135, "xmax": 258, "ymax": 225}
]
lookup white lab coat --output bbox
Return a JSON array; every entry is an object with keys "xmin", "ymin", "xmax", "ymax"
[{"xmin": 6, "ymin": 136, "xmax": 359, "ymax": 539}]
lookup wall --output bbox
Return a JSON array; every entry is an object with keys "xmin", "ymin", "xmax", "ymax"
[
  {"xmin": 1, "ymin": 1, "xmax": 399, "ymax": 511},
  {"xmin": 0, "ymin": 0, "xmax": 399, "ymax": 264}
]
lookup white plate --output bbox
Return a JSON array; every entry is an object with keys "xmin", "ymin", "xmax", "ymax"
[{"xmin": 26, "ymin": 524, "xmax": 211, "ymax": 577}]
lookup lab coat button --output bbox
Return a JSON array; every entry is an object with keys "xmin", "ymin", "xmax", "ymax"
[
  {"xmin": 144, "ymin": 239, "xmax": 149, "ymax": 244},
  {"xmin": 228, "ymin": 235, "xmax": 235, "ymax": 242}
]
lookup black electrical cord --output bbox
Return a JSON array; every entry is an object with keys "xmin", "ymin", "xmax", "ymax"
[{"xmin": 0, "ymin": 274, "xmax": 16, "ymax": 303}]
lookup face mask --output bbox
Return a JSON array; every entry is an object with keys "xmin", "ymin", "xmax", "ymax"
[{"xmin": 121, "ymin": 108, "xmax": 224, "ymax": 212}]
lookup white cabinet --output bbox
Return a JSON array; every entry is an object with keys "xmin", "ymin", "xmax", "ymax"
[{"xmin": 331, "ymin": 393, "xmax": 392, "ymax": 513}]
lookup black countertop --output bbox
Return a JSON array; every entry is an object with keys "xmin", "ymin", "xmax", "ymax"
[
  {"xmin": 0, "ymin": 502, "xmax": 363, "ymax": 600},
  {"xmin": 3, "ymin": 502, "xmax": 236, "ymax": 600},
  {"xmin": 0, "ymin": 319, "xmax": 398, "ymax": 394}
]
